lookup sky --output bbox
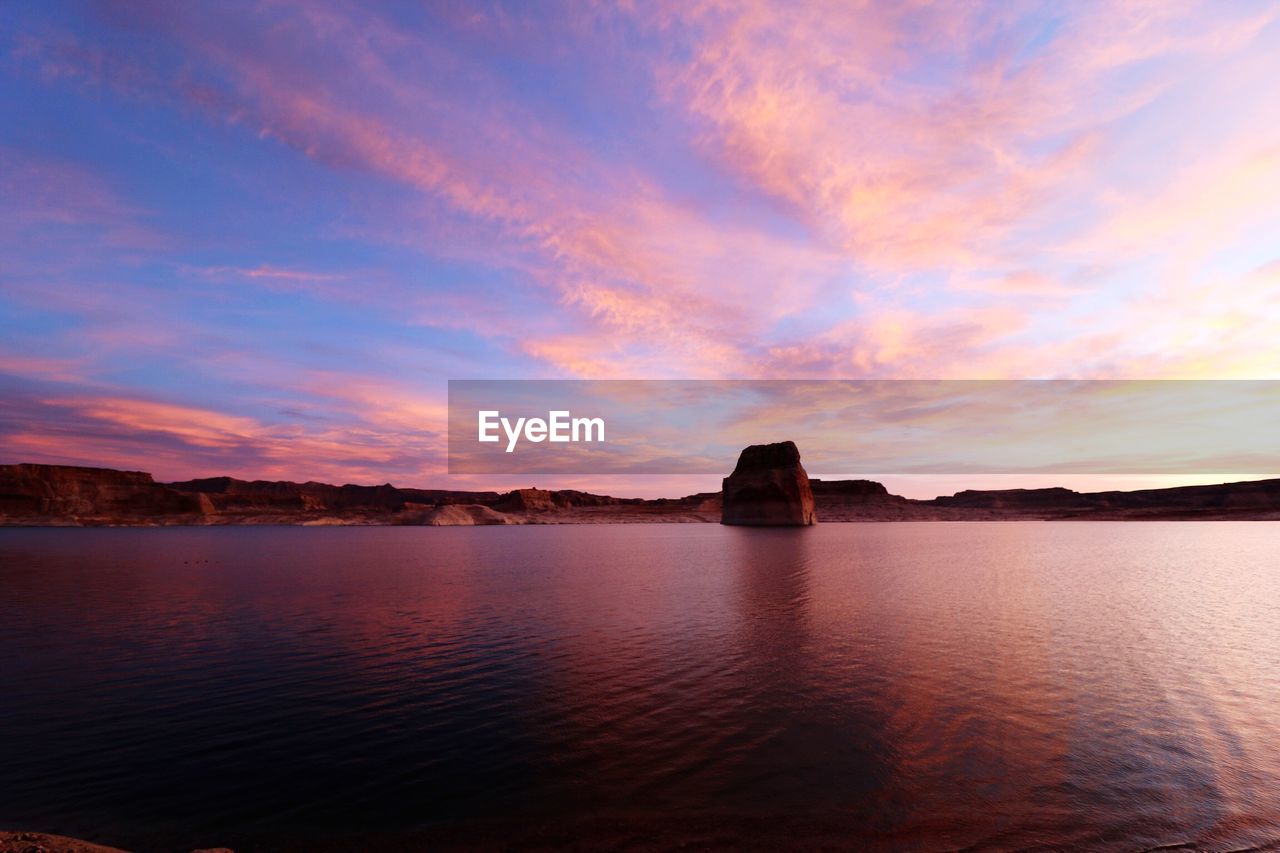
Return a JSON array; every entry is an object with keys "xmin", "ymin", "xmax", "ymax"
[{"xmin": 2, "ymin": 0, "xmax": 1279, "ymax": 498}]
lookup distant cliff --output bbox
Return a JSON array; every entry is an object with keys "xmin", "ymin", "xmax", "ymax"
[
  {"xmin": 169, "ymin": 475, "xmax": 502, "ymax": 515},
  {"xmin": 0, "ymin": 464, "xmax": 200, "ymax": 523},
  {"xmin": 0, "ymin": 464, "xmax": 716, "ymax": 526},
  {"xmin": 2, "ymin": 462, "xmax": 1279, "ymax": 525},
  {"xmin": 928, "ymin": 480, "xmax": 1280, "ymax": 518}
]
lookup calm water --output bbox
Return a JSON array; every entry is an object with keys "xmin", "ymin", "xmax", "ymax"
[{"xmin": 3, "ymin": 524, "xmax": 1280, "ymax": 851}]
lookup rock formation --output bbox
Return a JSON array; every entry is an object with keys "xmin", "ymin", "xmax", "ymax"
[
  {"xmin": 721, "ymin": 441, "xmax": 817, "ymax": 526},
  {"xmin": 0, "ymin": 830, "xmax": 128, "ymax": 852},
  {"xmin": 495, "ymin": 487, "xmax": 561, "ymax": 513},
  {"xmin": 0, "ymin": 463, "xmax": 199, "ymax": 521},
  {"xmin": 421, "ymin": 504, "xmax": 513, "ymax": 525},
  {"xmin": 494, "ymin": 487, "xmax": 632, "ymax": 513},
  {"xmin": 3, "ymin": 462, "xmax": 1280, "ymax": 525},
  {"xmin": 0, "ymin": 830, "xmax": 229, "ymax": 853},
  {"xmin": 169, "ymin": 476, "xmax": 500, "ymax": 513}
]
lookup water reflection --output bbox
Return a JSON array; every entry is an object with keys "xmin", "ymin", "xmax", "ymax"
[
  {"xmin": 2, "ymin": 524, "xmax": 1280, "ymax": 850},
  {"xmin": 723, "ymin": 529, "xmax": 891, "ymax": 820}
]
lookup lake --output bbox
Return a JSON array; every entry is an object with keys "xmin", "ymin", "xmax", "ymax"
[{"xmin": 3, "ymin": 523, "xmax": 1280, "ymax": 851}]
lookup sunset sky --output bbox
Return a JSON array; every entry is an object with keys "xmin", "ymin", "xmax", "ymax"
[{"xmin": 3, "ymin": 1, "xmax": 1279, "ymax": 497}]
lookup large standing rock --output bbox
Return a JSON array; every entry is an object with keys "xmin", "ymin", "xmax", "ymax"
[{"xmin": 721, "ymin": 441, "xmax": 817, "ymax": 526}]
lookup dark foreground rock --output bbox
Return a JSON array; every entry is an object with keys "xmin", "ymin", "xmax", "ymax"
[
  {"xmin": 721, "ymin": 441, "xmax": 817, "ymax": 526},
  {"xmin": 0, "ymin": 831, "xmax": 127, "ymax": 852},
  {"xmin": 0, "ymin": 832, "xmax": 232, "ymax": 853}
]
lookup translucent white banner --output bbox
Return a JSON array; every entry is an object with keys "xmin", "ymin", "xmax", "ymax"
[{"xmin": 447, "ymin": 380, "xmax": 1280, "ymax": 475}]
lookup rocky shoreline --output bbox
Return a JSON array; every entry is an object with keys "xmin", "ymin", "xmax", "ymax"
[{"xmin": 3, "ymin": 459, "xmax": 1280, "ymax": 526}]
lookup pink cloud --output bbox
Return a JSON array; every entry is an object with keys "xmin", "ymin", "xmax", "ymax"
[
  {"xmin": 8, "ymin": 0, "xmax": 1280, "ymax": 495},
  {"xmin": 15, "ymin": 7, "xmax": 854, "ymax": 378},
  {"xmin": 1, "ymin": 388, "xmax": 448, "ymax": 486},
  {"xmin": 198, "ymin": 264, "xmax": 346, "ymax": 283},
  {"xmin": 646, "ymin": 0, "xmax": 1277, "ymax": 276},
  {"xmin": 0, "ymin": 147, "xmax": 165, "ymax": 252},
  {"xmin": 759, "ymin": 306, "xmax": 1030, "ymax": 379},
  {"xmin": 14, "ymin": 1, "xmax": 1280, "ymax": 389},
  {"xmin": 951, "ymin": 271, "xmax": 1083, "ymax": 298}
]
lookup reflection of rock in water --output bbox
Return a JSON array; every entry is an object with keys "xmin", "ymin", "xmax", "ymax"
[
  {"xmin": 730, "ymin": 528, "xmax": 814, "ymax": 668},
  {"xmin": 721, "ymin": 441, "xmax": 817, "ymax": 526},
  {"xmin": 724, "ymin": 527, "xmax": 895, "ymax": 819}
]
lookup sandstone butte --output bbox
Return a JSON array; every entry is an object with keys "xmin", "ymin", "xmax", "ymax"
[{"xmin": 720, "ymin": 441, "xmax": 817, "ymax": 526}]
